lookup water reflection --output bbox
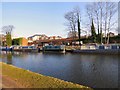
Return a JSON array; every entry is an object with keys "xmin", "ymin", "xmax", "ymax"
[
  {"xmin": 0, "ymin": 51, "xmax": 118, "ymax": 88},
  {"xmin": 6, "ymin": 52, "xmax": 12, "ymax": 64}
]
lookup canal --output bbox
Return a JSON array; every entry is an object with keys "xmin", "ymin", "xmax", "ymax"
[{"xmin": 0, "ymin": 51, "xmax": 118, "ymax": 88}]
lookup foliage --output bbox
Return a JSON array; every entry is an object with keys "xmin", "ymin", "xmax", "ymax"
[
  {"xmin": 79, "ymin": 35, "xmax": 120, "ymax": 44},
  {"xmin": 96, "ymin": 34, "xmax": 101, "ymax": 44},
  {"xmin": 107, "ymin": 35, "xmax": 120, "ymax": 43},
  {"xmin": 12, "ymin": 38, "xmax": 22, "ymax": 45},
  {"xmin": 6, "ymin": 33, "xmax": 12, "ymax": 46}
]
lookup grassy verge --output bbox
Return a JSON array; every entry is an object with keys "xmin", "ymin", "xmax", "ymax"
[{"xmin": 1, "ymin": 62, "xmax": 92, "ymax": 89}]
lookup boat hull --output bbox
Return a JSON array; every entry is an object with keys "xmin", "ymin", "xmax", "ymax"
[
  {"xmin": 42, "ymin": 45, "xmax": 65, "ymax": 53},
  {"xmin": 1, "ymin": 48, "xmax": 13, "ymax": 51}
]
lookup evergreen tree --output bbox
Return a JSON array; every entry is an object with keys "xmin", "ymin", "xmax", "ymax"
[
  {"xmin": 77, "ymin": 16, "xmax": 81, "ymax": 45},
  {"xmin": 6, "ymin": 32, "xmax": 12, "ymax": 47},
  {"xmin": 91, "ymin": 19, "xmax": 96, "ymax": 43}
]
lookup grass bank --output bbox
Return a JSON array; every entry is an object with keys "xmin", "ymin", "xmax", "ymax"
[{"xmin": 1, "ymin": 62, "xmax": 92, "ymax": 89}]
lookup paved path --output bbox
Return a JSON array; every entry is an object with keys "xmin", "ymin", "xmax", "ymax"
[{"xmin": 0, "ymin": 74, "xmax": 25, "ymax": 88}]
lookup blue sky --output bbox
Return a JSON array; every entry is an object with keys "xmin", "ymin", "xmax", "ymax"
[
  {"xmin": 1, "ymin": 2, "xmax": 118, "ymax": 38},
  {"xmin": 2, "ymin": 2, "xmax": 88, "ymax": 38}
]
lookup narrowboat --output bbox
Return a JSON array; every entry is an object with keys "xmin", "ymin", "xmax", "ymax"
[{"xmin": 42, "ymin": 45, "xmax": 65, "ymax": 52}]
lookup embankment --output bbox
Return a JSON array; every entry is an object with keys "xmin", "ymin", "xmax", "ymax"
[{"xmin": 1, "ymin": 62, "xmax": 92, "ymax": 89}]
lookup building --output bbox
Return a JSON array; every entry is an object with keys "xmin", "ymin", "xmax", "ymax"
[
  {"xmin": 68, "ymin": 31, "xmax": 78, "ymax": 38},
  {"xmin": 12, "ymin": 37, "xmax": 28, "ymax": 46},
  {"xmin": 49, "ymin": 36, "xmax": 62, "ymax": 40},
  {"xmin": 0, "ymin": 34, "xmax": 6, "ymax": 46},
  {"xmin": 27, "ymin": 34, "xmax": 64, "ymax": 46},
  {"xmin": 28, "ymin": 34, "xmax": 49, "ymax": 41},
  {"xmin": 27, "ymin": 34, "xmax": 49, "ymax": 46}
]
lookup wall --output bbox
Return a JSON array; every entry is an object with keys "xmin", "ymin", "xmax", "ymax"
[{"xmin": 22, "ymin": 38, "xmax": 28, "ymax": 46}]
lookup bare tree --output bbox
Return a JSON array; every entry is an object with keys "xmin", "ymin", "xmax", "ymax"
[
  {"xmin": 2, "ymin": 25, "xmax": 14, "ymax": 46},
  {"xmin": 65, "ymin": 6, "xmax": 81, "ymax": 40},
  {"xmin": 103, "ymin": 2, "xmax": 108, "ymax": 44},
  {"xmin": 86, "ymin": 2, "xmax": 117, "ymax": 44},
  {"xmin": 2, "ymin": 25, "xmax": 14, "ymax": 34},
  {"xmin": 86, "ymin": 4, "xmax": 93, "ymax": 25},
  {"xmin": 86, "ymin": 3, "xmax": 100, "ymax": 37},
  {"xmin": 65, "ymin": 11, "xmax": 77, "ymax": 39},
  {"xmin": 93, "ymin": 2, "xmax": 100, "ymax": 35},
  {"xmin": 106, "ymin": 2, "xmax": 117, "ymax": 44},
  {"xmin": 98, "ymin": 2, "xmax": 105, "ymax": 44},
  {"xmin": 65, "ymin": 6, "xmax": 82, "ymax": 46}
]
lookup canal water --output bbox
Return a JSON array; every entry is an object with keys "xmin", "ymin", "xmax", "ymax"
[{"xmin": 0, "ymin": 51, "xmax": 118, "ymax": 88}]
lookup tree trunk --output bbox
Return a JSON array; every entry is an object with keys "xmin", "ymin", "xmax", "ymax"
[{"xmin": 78, "ymin": 18, "xmax": 81, "ymax": 45}]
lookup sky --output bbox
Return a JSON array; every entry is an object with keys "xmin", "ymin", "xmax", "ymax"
[
  {"xmin": 1, "ymin": 1, "xmax": 119, "ymax": 38},
  {"xmin": 2, "ymin": 2, "xmax": 88, "ymax": 38}
]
